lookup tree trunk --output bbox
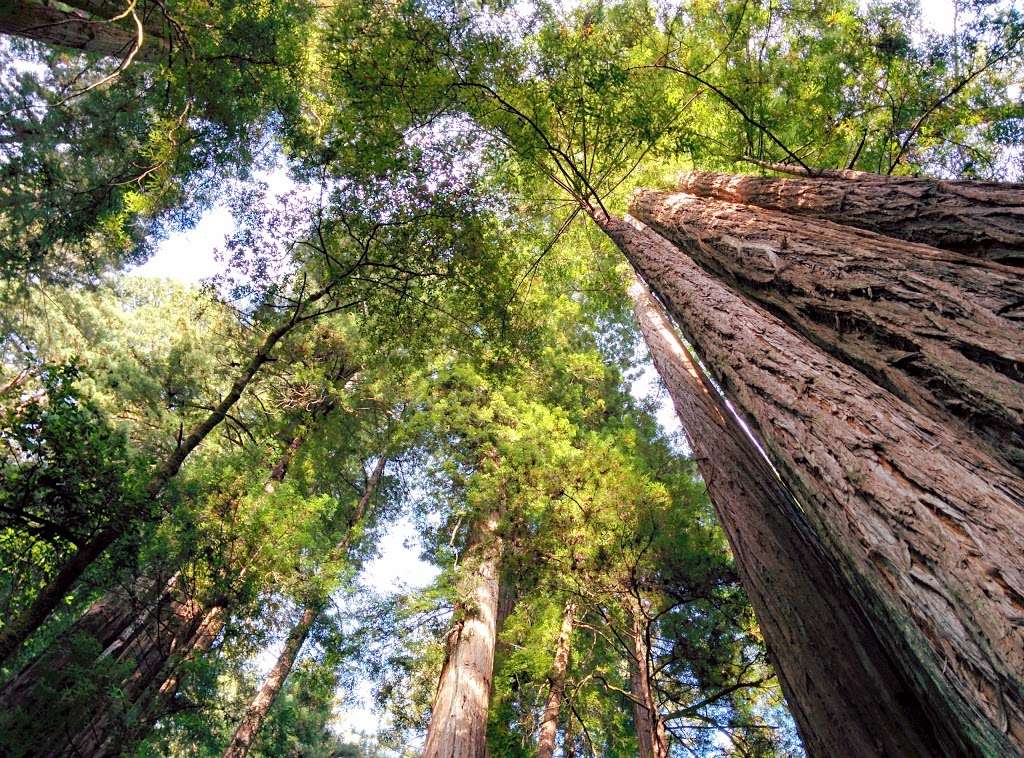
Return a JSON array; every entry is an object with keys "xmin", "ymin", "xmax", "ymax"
[
  {"xmin": 422, "ymin": 511, "xmax": 502, "ymax": 758},
  {"xmin": 631, "ymin": 189, "xmax": 1024, "ymax": 475},
  {"xmin": 0, "ymin": 572, "xmax": 205, "ymax": 756},
  {"xmin": 218, "ymin": 456, "xmax": 386, "ymax": 758},
  {"xmin": 598, "ymin": 213, "xmax": 1024, "ymax": 756},
  {"xmin": 0, "ymin": 0, "xmax": 169, "ymax": 63},
  {"xmin": 628, "ymin": 599, "xmax": 668, "ymax": 758},
  {"xmin": 536, "ymin": 601, "xmax": 575, "ymax": 758},
  {"xmin": 0, "ymin": 309, "xmax": 314, "ymax": 666},
  {"xmin": 675, "ymin": 170, "xmax": 1024, "ymax": 266},
  {"xmin": 0, "ymin": 420, "xmax": 326, "ymax": 756},
  {"xmin": 628, "ymin": 276, "xmax": 946, "ymax": 757},
  {"xmin": 220, "ymin": 605, "xmax": 318, "ymax": 758}
]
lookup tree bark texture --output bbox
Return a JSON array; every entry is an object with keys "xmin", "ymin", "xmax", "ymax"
[
  {"xmin": 628, "ymin": 600, "xmax": 668, "ymax": 758},
  {"xmin": 0, "ymin": 573, "xmax": 206, "ymax": 757},
  {"xmin": 599, "ymin": 214, "xmax": 1024, "ymax": 757},
  {"xmin": 219, "ymin": 456, "xmax": 386, "ymax": 758},
  {"xmin": 628, "ymin": 276, "xmax": 946, "ymax": 757},
  {"xmin": 536, "ymin": 601, "xmax": 575, "ymax": 758},
  {"xmin": 631, "ymin": 189, "xmax": 1024, "ymax": 476},
  {"xmin": 0, "ymin": 0, "xmax": 169, "ymax": 63},
  {"xmin": 675, "ymin": 170, "xmax": 1024, "ymax": 266},
  {"xmin": 422, "ymin": 512, "xmax": 502, "ymax": 758}
]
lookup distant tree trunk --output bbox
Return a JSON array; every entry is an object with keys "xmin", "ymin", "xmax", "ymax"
[
  {"xmin": 220, "ymin": 606, "xmax": 318, "ymax": 758},
  {"xmin": 598, "ymin": 213, "xmax": 1024, "ymax": 756},
  {"xmin": 0, "ymin": 0, "xmax": 169, "ymax": 63},
  {"xmin": 675, "ymin": 170, "xmax": 1024, "ymax": 266},
  {"xmin": 0, "ymin": 308, "xmax": 317, "ymax": 666},
  {"xmin": 536, "ymin": 601, "xmax": 575, "ymax": 758},
  {"xmin": 422, "ymin": 511, "xmax": 502, "ymax": 758},
  {"xmin": 219, "ymin": 456, "xmax": 386, "ymax": 758},
  {"xmin": 628, "ymin": 276, "xmax": 945, "ymax": 757},
  {"xmin": 628, "ymin": 599, "xmax": 668, "ymax": 758},
  {"xmin": 631, "ymin": 190, "xmax": 1024, "ymax": 475}
]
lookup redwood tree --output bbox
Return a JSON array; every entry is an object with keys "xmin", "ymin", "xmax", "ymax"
[
  {"xmin": 628, "ymin": 276, "xmax": 944, "ymax": 756},
  {"xmin": 630, "ymin": 189, "xmax": 1024, "ymax": 475},
  {"xmin": 421, "ymin": 512, "xmax": 503, "ymax": 758},
  {"xmin": 600, "ymin": 213, "xmax": 1024, "ymax": 756}
]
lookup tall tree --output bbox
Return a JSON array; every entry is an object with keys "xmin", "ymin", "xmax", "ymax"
[
  {"xmin": 630, "ymin": 187, "xmax": 1024, "ymax": 475},
  {"xmin": 601, "ymin": 215, "xmax": 1024, "ymax": 755},
  {"xmin": 627, "ymin": 275, "xmax": 943, "ymax": 756},
  {"xmin": 221, "ymin": 456, "xmax": 387, "ymax": 758}
]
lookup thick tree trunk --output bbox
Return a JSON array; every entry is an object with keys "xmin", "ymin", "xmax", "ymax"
[
  {"xmin": 628, "ymin": 600, "xmax": 668, "ymax": 758},
  {"xmin": 0, "ymin": 311, "xmax": 312, "ymax": 666},
  {"xmin": 218, "ymin": 456, "xmax": 386, "ymax": 758},
  {"xmin": 675, "ymin": 170, "xmax": 1024, "ymax": 266},
  {"xmin": 628, "ymin": 276, "xmax": 945, "ymax": 756},
  {"xmin": 599, "ymin": 214, "xmax": 1024, "ymax": 756},
  {"xmin": 422, "ymin": 512, "xmax": 502, "ymax": 758},
  {"xmin": 536, "ymin": 601, "xmax": 575, "ymax": 758},
  {"xmin": 0, "ymin": 0, "xmax": 169, "ymax": 63},
  {"xmin": 631, "ymin": 189, "xmax": 1024, "ymax": 475},
  {"xmin": 0, "ymin": 572, "xmax": 205, "ymax": 756},
  {"xmin": 220, "ymin": 606, "xmax": 318, "ymax": 758}
]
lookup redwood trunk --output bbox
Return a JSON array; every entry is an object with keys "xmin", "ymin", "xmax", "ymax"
[
  {"xmin": 219, "ymin": 456, "xmax": 386, "ymax": 758},
  {"xmin": 599, "ymin": 214, "xmax": 1024, "ymax": 756},
  {"xmin": 631, "ymin": 190, "xmax": 1024, "ymax": 475},
  {"xmin": 0, "ymin": 423, "xmax": 321, "ymax": 756},
  {"xmin": 220, "ymin": 606, "xmax": 318, "ymax": 758},
  {"xmin": 683, "ymin": 168, "xmax": 1023, "ymax": 265},
  {"xmin": 628, "ymin": 601, "xmax": 668, "ymax": 758},
  {"xmin": 536, "ymin": 601, "xmax": 575, "ymax": 758},
  {"xmin": 422, "ymin": 512, "xmax": 502, "ymax": 758},
  {"xmin": 628, "ymin": 276, "xmax": 944, "ymax": 756},
  {"xmin": 0, "ymin": 0, "xmax": 169, "ymax": 63}
]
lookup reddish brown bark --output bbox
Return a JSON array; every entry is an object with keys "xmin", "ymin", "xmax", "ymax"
[
  {"xmin": 599, "ymin": 214, "xmax": 1024, "ymax": 756},
  {"xmin": 536, "ymin": 601, "xmax": 575, "ymax": 758},
  {"xmin": 0, "ymin": 421, "xmax": 325, "ymax": 756},
  {"xmin": 628, "ymin": 600, "xmax": 668, "ymax": 758},
  {"xmin": 0, "ymin": 572, "xmax": 206, "ymax": 756},
  {"xmin": 631, "ymin": 189, "xmax": 1024, "ymax": 475},
  {"xmin": 628, "ymin": 276, "xmax": 944, "ymax": 756},
  {"xmin": 675, "ymin": 170, "xmax": 1024, "ymax": 266},
  {"xmin": 0, "ymin": 0, "xmax": 169, "ymax": 63},
  {"xmin": 422, "ymin": 512, "xmax": 502, "ymax": 758}
]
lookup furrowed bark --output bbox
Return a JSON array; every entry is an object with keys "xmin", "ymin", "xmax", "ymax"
[
  {"xmin": 536, "ymin": 601, "xmax": 575, "ymax": 758},
  {"xmin": 631, "ymin": 190, "xmax": 1024, "ymax": 475},
  {"xmin": 628, "ymin": 599, "xmax": 668, "ymax": 758},
  {"xmin": 628, "ymin": 276, "xmax": 945, "ymax": 756},
  {"xmin": 0, "ymin": 572, "xmax": 205, "ymax": 756},
  {"xmin": 0, "ymin": 0, "xmax": 169, "ymax": 63},
  {"xmin": 599, "ymin": 214, "xmax": 1024, "ymax": 756},
  {"xmin": 422, "ymin": 511, "xmax": 502, "ymax": 758},
  {"xmin": 219, "ymin": 456, "xmax": 387, "ymax": 758},
  {"xmin": 676, "ymin": 170, "xmax": 1024, "ymax": 266},
  {"xmin": 0, "ymin": 311, "xmax": 310, "ymax": 666}
]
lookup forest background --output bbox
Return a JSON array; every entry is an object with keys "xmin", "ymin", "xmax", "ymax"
[{"xmin": 0, "ymin": 0, "xmax": 1021, "ymax": 755}]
